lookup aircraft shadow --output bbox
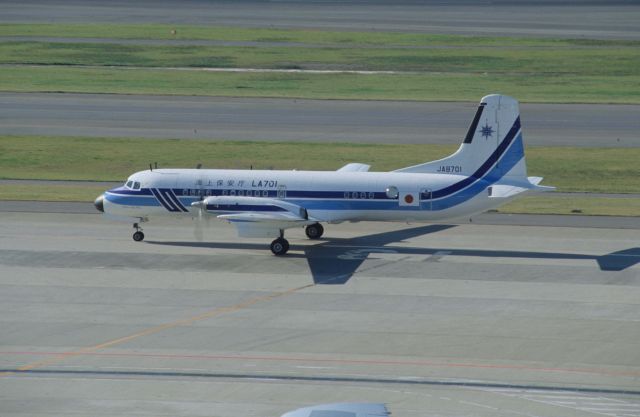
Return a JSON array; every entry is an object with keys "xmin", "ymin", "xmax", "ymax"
[
  {"xmin": 304, "ymin": 224, "xmax": 454, "ymax": 284},
  {"xmin": 148, "ymin": 227, "xmax": 639, "ymax": 285}
]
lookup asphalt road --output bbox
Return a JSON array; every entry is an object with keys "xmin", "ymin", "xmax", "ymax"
[
  {"xmin": 3, "ymin": 0, "xmax": 640, "ymax": 40},
  {"xmin": 2, "ymin": 93, "xmax": 638, "ymax": 147},
  {"xmin": 0, "ymin": 211, "xmax": 639, "ymax": 416}
]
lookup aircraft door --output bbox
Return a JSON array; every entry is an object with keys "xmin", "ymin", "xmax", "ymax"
[
  {"xmin": 420, "ymin": 188, "xmax": 432, "ymax": 210},
  {"xmin": 277, "ymin": 185, "xmax": 287, "ymax": 199}
]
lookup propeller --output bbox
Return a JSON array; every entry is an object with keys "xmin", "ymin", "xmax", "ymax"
[{"xmin": 191, "ymin": 198, "xmax": 208, "ymax": 242}]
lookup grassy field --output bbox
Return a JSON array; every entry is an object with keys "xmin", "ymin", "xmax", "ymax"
[
  {"xmin": 498, "ymin": 196, "xmax": 640, "ymax": 217},
  {"xmin": 0, "ymin": 24, "xmax": 639, "ymax": 103},
  {"xmin": 2, "ymin": 41, "xmax": 638, "ymax": 74},
  {"xmin": 0, "ymin": 183, "xmax": 107, "ymax": 202},
  {"xmin": 1, "ymin": 136, "xmax": 638, "ymax": 193},
  {"xmin": 1, "ymin": 66, "xmax": 638, "ymax": 103}
]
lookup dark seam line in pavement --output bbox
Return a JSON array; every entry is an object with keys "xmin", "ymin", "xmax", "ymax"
[{"xmin": 4, "ymin": 368, "xmax": 640, "ymax": 397}]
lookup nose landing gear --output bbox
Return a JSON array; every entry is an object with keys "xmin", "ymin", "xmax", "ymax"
[
  {"xmin": 270, "ymin": 229, "xmax": 289, "ymax": 256},
  {"xmin": 132, "ymin": 222, "xmax": 145, "ymax": 242}
]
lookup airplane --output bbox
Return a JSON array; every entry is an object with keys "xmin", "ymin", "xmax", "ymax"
[{"xmin": 94, "ymin": 94, "xmax": 554, "ymax": 255}]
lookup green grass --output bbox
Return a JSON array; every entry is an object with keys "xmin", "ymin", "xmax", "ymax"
[
  {"xmin": 0, "ymin": 24, "xmax": 639, "ymax": 103},
  {"xmin": 2, "ymin": 41, "xmax": 638, "ymax": 75},
  {"xmin": 1, "ymin": 66, "xmax": 638, "ymax": 103},
  {"xmin": 499, "ymin": 196, "xmax": 640, "ymax": 217},
  {"xmin": 1, "ymin": 136, "xmax": 639, "ymax": 193},
  {"xmin": 3, "ymin": 23, "xmax": 639, "ymax": 47},
  {"xmin": 0, "ymin": 183, "xmax": 106, "ymax": 202}
]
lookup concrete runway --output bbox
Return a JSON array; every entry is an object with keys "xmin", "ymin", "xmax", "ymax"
[
  {"xmin": 2, "ymin": 93, "xmax": 638, "ymax": 147},
  {"xmin": 1, "ymin": 210, "xmax": 639, "ymax": 416},
  {"xmin": 3, "ymin": 0, "xmax": 640, "ymax": 40}
]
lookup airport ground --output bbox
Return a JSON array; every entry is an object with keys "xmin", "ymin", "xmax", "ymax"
[
  {"xmin": 1, "ymin": 1, "xmax": 639, "ymax": 416},
  {"xmin": 0, "ymin": 209, "xmax": 639, "ymax": 417}
]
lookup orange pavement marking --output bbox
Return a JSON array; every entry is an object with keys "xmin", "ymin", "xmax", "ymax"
[{"xmin": 0, "ymin": 283, "xmax": 315, "ymax": 377}]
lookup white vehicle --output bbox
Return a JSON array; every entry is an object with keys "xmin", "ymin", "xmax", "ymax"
[
  {"xmin": 280, "ymin": 403, "xmax": 390, "ymax": 417},
  {"xmin": 94, "ymin": 94, "xmax": 553, "ymax": 255}
]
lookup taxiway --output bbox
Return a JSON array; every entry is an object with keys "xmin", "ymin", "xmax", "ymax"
[
  {"xmin": 2, "ymin": 93, "xmax": 638, "ymax": 147},
  {"xmin": 1, "ymin": 210, "xmax": 638, "ymax": 416}
]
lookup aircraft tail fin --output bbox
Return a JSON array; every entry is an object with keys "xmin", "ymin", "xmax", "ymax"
[{"xmin": 395, "ymin": 94, "xmax": 528, "ymax": 182}]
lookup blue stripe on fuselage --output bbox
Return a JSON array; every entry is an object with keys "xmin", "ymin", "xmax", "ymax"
[{"xmin": 105, "ymin": 192, "xmax": 160, "ymax": 207}]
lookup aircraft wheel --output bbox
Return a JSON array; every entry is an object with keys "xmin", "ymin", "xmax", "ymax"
[
  {"xmin": 270, "ymin": 237, "xmax": 289, "ymax": 256},
  {"xmin": 133, "ymin": 231, "xmax": 145, "ymax": 242},
  {"xmin": 305, "ymin": 223, "xmax": 324, "ymax": 239}
]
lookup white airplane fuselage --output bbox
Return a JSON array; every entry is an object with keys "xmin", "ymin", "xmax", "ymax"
[
  {"xmin": 103, "ymin": 168, "xmax": 502, "ymax": 223},
  {"xmin": 96, "ymin": 94, "xmax": 553, "ymax": 255}
]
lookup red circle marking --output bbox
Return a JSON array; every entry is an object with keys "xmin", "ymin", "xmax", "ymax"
[{"xmin": 404, "ymin": 194, "xmax": 414, "ymax": 204}]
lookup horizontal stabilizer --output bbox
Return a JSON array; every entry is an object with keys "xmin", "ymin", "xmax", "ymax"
[
  {"xmin": 527, "ymin": 176, "xmax": 556, "ymax": 192},
  {"xmin": 489, "ymin": 184, "xmax": 529, "ymax": 198},
  {"xmin": 337, "ymin": 163, "xmax": 371, "ymax": 172},
  {"xmin": 490, "ymin": 177, "xmax": 555, "ymax": 198}
]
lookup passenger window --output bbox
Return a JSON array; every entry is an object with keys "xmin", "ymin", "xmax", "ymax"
[
  {"xmin": 133, "ymin": 182, "xmax": 141, "ymax": 190},
  {"xmin": 262, "ymin": 190, "xmax": 268, "ymax": 197}
]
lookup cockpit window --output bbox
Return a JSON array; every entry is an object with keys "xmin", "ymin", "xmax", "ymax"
[
  {"xmin": 126, "ymin": 181, "xmax": 133, "ymax": 189},
  {"xmin": 133, "ymin": 182, "xmax": 141, "ymax": 190}
]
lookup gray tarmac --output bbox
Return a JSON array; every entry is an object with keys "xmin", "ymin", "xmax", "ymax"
[
  {"xmin": 1, "ymin": 210, "xmax": 639, "ymax": 416},
  {"xmin": 2, "ymin": 93, "xmax": 638, "ymax": 147},
  {"xmin": 3, "ymin": 0, "xmax": 640, "ymax": 40}
]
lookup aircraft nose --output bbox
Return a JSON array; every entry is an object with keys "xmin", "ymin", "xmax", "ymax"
[{"xmin": 94, "ymin": 194, "xmax": 104, "ymax": 213}]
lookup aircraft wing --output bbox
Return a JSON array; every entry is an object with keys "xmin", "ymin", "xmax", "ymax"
[
  {"xmin": 281, "ymin": 403, "xmax": 390, "ymax": 417},
  {"xmin": 337, "ymin": 163, "xmax": 371, "ymax": 172},
  {"xmin": 192, "ymin": 196, "xmax": 316, "ymax": 237}
]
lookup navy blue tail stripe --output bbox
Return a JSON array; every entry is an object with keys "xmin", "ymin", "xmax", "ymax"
[
  {"xmin": 463, "ymin": 103, "xmax": 486, "ymax": 144},
  {"xmin": 431, "ymin": 117, "xmax": 521, "ymax": 199}
]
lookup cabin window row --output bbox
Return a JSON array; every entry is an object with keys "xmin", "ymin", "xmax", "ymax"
[
  {"xmin": 182, "ymin": 189, "xmax": 269, "ymax": 197},
  {"xmin": 344, "ymin": 191, "xmax": 375, "ymax": 199}
]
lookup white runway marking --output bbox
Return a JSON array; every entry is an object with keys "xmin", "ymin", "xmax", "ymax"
[{"xmin": 482, "ymin": 388, "xmax": 640, "ymax": 416}]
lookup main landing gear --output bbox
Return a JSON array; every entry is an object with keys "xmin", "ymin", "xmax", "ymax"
[
  {"xmin": 305, "ymin": 223, "xmax": 324, "ymax": 239},
  {"xmin": 270, "ymin": 223, "xmax": 325, "ymax": 256},
  {"xmin": 270, "ymin": 230, "xmax": 289, "ymax": 256},
  {"xmin": 132, "ymin": 222, "xmax": 145, "ymax": 242}
]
